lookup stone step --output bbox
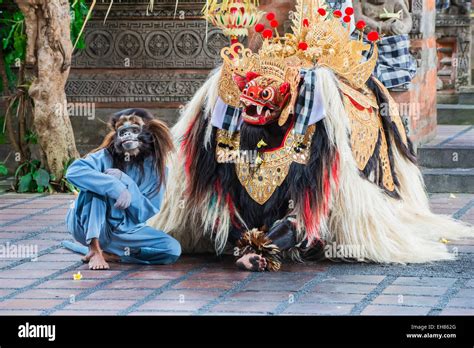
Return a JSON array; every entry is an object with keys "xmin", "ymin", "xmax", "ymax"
[
  {"xmin": 422, "ymin": 168, "xmax": 474, "ymax": 193},
  {"xmin": 437, "ymin": 104, "xmax": 474, "ymax": 125},
  {"xmin": 418, "ymin": 146, "xmax": 474, "ymax": 168}
]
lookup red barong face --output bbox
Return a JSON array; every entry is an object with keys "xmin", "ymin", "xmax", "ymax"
[{"xmin": 234, "ymin": 72, "xmax": 291, "ymax": 126}]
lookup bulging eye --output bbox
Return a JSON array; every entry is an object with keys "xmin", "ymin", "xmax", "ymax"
[{"xmin": 261, "ymin": 87, "xmax": 274, "ymax": 101}]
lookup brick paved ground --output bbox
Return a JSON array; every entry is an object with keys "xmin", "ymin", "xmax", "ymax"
[
  {"xmin": 0, "ymin": 192, "xmax": 472, "ymax": 316},
  {"xmin": 0, "ymin": 125, "xmax": 472, "ymax": 316}
]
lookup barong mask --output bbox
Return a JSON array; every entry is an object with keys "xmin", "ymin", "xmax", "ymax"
[
  {"xmin": 215, "ymin": 0, "xmax": 380, "ymax": 128},
  {"xmin": 236, "ymin": 73, "xmax": 292, "ymax": 126}
]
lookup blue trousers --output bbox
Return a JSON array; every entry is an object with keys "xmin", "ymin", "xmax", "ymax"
[{"xmin": 65, "ymin": 191, "xmax": 181, "ymax": 265}]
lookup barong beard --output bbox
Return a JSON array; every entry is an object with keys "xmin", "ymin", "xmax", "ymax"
[
  {"xmin": 91, "ymin": 108, "xmax": 174, "ymax": 188},
  {"xmin": 239, "ymin": 117, "xmax": 292, "ymax": 152}
]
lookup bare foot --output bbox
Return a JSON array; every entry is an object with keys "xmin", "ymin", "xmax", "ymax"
[
  {"xmin": 82, "ymin": 250, "xmax": 110, "ymax": 270},
  {"xmin": 236, "ymin": 253, "xmax": 267, "ymax": 272}
]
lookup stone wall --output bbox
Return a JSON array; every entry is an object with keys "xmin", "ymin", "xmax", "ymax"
[{"xmin": 66, "ymin": 0, "xmax": 224, "ymax": 150}]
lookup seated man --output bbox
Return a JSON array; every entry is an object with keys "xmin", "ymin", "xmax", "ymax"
[{"xmin": 64, "ymin": 108, "xmax": 181, "ymax": 270}]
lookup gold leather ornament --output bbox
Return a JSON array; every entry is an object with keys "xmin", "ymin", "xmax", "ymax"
[
  {"xmin": 342, "ymin": 93, "xmax": 380, "ymax": 171},
  {"xmin": 378, "ymin": 124, "xmax": 396, "ymax": 192},
  {"xmin": 341, "ymin": 84, "xmax": 396, "ymax": 193},
  {"xmin": 216, "ymin": 125, "xmax": 316, "ymax": 205}
]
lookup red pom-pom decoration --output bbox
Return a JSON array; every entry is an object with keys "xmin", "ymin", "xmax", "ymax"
[
  {"xmin": 255, "ymin": 23, "xmax": 265, "ymax": 33},
  {"xmin": 317, "ymin": 8, "xmax": 327, "ymax": 16},
  {"xmin": 345, "ymin": 7, "xmax": 354, "ymax": 16},
  {"xmin": 356, "ymin": 20, "xmax": 366, "ymax": 30},
  {"xmin": 270, "ymin": 20, "xmax": 279, "ymax": 28},
  {"xmin": 367, "ymin": 31, "xmax": 380, "ymax": 42},
  {"xmin": 303, "ymin": 18, "xmax": 309, "ymax": 27},
  {"xmin": 298, "ymin": 42, "xmax": 308, "ymax": 51},
  {"xmin": 280, "ymin": 82, "xmax": 290, "ymax": 95},
  {"xmin": 333, "ymin": 10, "xmax": 342, "ymax": 18},
  {"xmin": 343, "ymin": 15, "xmax": 351, "ymax": 23},
  {"xmin": 262, "ymin": 29, "xmax": 273, "ymax": 39},
  {"xmin": 266, "ymin": 12, "xmax": 275, "ymax": 21}
]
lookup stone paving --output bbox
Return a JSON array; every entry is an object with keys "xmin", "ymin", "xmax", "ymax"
[
  {"xmin": 425, "ymin": 124, "xmax": 474, "ymax": 147},
  {"xmin": 0, "ymin": 192, "xmax": 472, "ymax": 316}
]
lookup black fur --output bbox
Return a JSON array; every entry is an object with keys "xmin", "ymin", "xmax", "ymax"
[
  {"xmin": 186, "ymin": 115, "xmax": 219, "ymax": 202},
  {"xmin": 221, "ymin": 119, "xmax": 335, "ymax": 249},
  {"xmin": 240, "ymin": 120, "xmax": 291, "ymax": 151},
  {"xmin": 367, "ymin": 78, "xmax": 417, "ymax": 164}
]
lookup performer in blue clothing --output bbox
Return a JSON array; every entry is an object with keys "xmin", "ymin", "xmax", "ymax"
[{"xmin": 64, "ymin": 108, "xmax": 180, "ymax": 270}]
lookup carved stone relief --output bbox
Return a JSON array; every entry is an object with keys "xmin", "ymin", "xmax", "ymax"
[
  {"xmin": 435, "ymin": 7, "xmax": 472, "ymax": 91},
  {"xmin": 72, "ymin": 21, "xmax": 227, "ymax": 69},
  {"xmin": 66, "ymin": 72, "xmax": 210, "ymax": 104}
]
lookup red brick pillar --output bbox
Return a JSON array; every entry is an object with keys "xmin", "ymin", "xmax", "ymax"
[{"xmin": 391, "ymin": 0, "xmax": 438, "ymax": 147}]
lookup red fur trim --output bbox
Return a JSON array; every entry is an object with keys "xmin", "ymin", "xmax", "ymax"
[
  {"xmin": 332, "ymin": 151, "xmax": 340, "ymax": 190},
  {"xmin": 303, "ymin": 152, "xmax": 340, "ymax": 244},
  {"xmin": 322, "ymin": 169, "xmax": 330, "ymax": 216},
  {"xmin": 214, "ymin": 179, "xmax": 223, "ymax": 203},
  {"xmin": 303, "ymin": 189, "xmax": 320, "ymax": 242}
]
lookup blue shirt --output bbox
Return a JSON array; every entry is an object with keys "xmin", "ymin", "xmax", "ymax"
[{"xmin": 66, "ymin": 149, "xmax": 165, "ymax": 233}]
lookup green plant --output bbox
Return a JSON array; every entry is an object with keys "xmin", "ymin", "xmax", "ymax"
[
  {"xmin": 14, "ymin": 160, "xmax": 52, "ymax": 193},
  {"xmin": 0, "ymin": 8, "xmax": 26, "ymax": 91},
  {"xmin": 70, "ymin": 0, "xmax": 89, "ymax": 50},
  {"xmin": 24, "ymin": 129, "xmax": 37, "ymax": 144},
  {"xmin": 0, "ymin": 162, "xmax": 8, "ymax": 176},
  {"xmin": 14, "ymin": 158, "xmax": 78, "ymax": 194},
  {"xmin": 1, "ymin": 1, "xmax": 88, "ymax": 193},
  {"xmin": 50, "ymin": 158, "xmax": 79, "ymax": 194},
  {"xmin": 0, "ymin": 1, "xmax": 88, "ymax": 91}
]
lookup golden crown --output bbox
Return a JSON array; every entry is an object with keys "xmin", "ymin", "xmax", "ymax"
[{"xmin": 208, "ymin": 0, "xmax": 380, "ymax": 112}]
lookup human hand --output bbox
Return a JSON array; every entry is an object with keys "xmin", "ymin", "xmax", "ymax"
[
  {"xmin": 114, "ymin": 189, "xmax": 132, "ymax": 210},
  {"xmin": 105, "ymin": 168, "xmax": 123, "ymax": 180},
  {"xmin": 381, "ymin": 18, "xmax": 398, "ymax": 34},
  {"xmin": 391, "ymin": 20, "xmax": 407, "ymax": 35}
]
